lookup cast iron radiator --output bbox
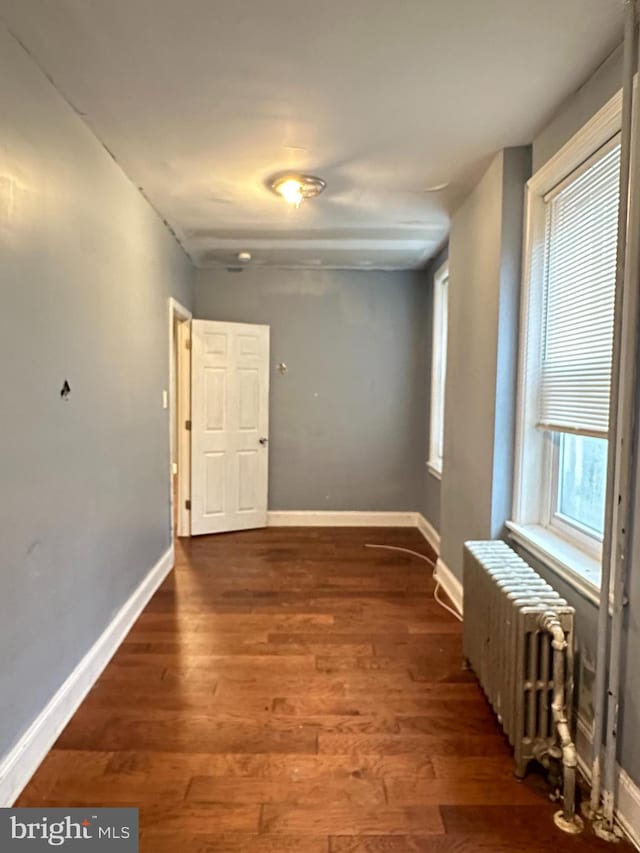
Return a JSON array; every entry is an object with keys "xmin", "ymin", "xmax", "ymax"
[{"xmin": 463, "ymin": 540, "xmax": 580, "ymax": 827}]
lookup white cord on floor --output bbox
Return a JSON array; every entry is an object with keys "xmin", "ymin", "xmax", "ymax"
[{"xmin": 364, "ymin": 543, "xmax": 463, "ymax": 622}]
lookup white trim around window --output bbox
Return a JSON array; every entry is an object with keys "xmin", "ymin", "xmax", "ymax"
[
  {"xmin": 510, "ymin": 88, "xmax": 623, "ymax": 600},
  {"xmin": 428, "ymin": 260, "xmax": 448, "ymax": 479}
]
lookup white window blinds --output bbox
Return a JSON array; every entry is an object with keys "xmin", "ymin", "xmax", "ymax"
[{"xmin": 538, "ymin": 141, "xmax": 621, "ymax": 438}]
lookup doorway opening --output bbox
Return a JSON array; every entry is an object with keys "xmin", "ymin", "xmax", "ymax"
[{"xmin": 169, "ymin": 297, "xmax": 192, "ymax": 538}]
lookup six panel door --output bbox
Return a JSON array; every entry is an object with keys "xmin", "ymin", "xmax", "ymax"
[{"xmin": 190, "ymin": 320, "xmax": 270, "ymax": 535}]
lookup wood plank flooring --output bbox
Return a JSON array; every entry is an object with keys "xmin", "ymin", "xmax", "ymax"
[{"xmin": 17, "ymin": 527, "xmax": 628, "ymax": 851}]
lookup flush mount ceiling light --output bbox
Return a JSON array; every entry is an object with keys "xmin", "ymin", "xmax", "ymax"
[
  {"xmin": 270, "ymin": 173, "xmax": 326, "ymax": 207},
  {"xmin": 237, "ymin": 251, "xmax": 252, "ymax": 262},
  {"xmin": 423, "ymin": 181, "xmax": 450, "ymax": 193}
]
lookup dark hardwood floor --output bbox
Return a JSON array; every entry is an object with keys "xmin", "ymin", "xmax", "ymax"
[{"xmin": 17, "ymin": 527, "xmax": 628, "ymax": 851}]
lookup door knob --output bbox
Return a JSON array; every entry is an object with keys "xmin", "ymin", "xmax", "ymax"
[{"xmin": 259, "ymin": 437, "xmax": 268, "ymax": 446}]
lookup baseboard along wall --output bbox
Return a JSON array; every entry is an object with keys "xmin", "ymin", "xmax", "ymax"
[
  {"xmin": 267, "ymin": 510, "xmax": 418, "ymax": 528},
  {"xmin": 575, "ymin": 715, "xmax": 640, "ymax": 849}
]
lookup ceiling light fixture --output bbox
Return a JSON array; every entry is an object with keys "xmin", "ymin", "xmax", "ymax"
[
  {"xmin": 423, "ymin": 181, "xmax": 450, "ymax": 193},
  {"xmin": 237, "ymin": 251, "xmax": 252, "ymax": 262},
  {"xmin": 270, "ymin": 173, "xmax": 326, "ymax": 207}
]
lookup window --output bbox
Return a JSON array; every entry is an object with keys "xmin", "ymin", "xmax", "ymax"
[
  {"xmin": 510, "ymin": 92, "xmax": 622, "ymax": 599},
  {"xmin": 428, "ymin": 261, "xmax": 448, "ymax": 478}
]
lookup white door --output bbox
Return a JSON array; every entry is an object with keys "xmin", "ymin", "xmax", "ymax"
[{"xmin": 190, "ymin": 320, "xmax": 270, "ymax": 535}]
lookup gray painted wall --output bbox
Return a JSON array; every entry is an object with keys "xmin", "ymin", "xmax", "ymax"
[
  {"xmin": 420, "ymin": 245, "xmax": 448, "ymax": 532},
  {"xmin": 0, "ymin": 27, "xmax": 194, "ymax": 764},
  {"xmin": 490, "ymin": 148, "xmax": 531, "ymax": 537},
  {"xmin": 533, "ymin": 45, "xmax": 623, "ymax": 173},
  {"xmin": 441, "ymin": 154, "xmax": 502, "ymax": 571},
  {"xmin": 195, "ymin": 268, "xmax": 430, "ymax": 513},
  {"xmin": 439, "ymin": 147, "xmax": 530, "ymax": 579},
  {"xmin": 522, "ymin": 41, "xmax": 640, "ymax": 788}
]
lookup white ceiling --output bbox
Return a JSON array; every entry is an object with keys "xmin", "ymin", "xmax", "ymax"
[{"xmin": 1, "ymin": 0, "xmax": 624, "ymax": 270}]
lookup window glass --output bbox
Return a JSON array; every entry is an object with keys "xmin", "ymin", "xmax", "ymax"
[
  {"xmin": 429, "ymin": 264, "xmax": 448, "ymax": 474},
  {"xmin": 556, "ymin": 433, "xmax": 607, "ymax": 537}
]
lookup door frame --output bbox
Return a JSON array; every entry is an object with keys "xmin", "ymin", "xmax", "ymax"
[{"xmin": 168, "ymin": 297, "xmax": 192, "ymax": 538}]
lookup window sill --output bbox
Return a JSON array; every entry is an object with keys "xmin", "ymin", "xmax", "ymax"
[
  {"xmin": 505, "ymin": 521, "xmax": 601, "ymax": 607},
  {"xmin": 426, "ymin": 461, "xmax": 442, "ymax": 481}
]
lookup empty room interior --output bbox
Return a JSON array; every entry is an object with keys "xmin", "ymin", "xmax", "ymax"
[{"xmin": 3, "ymin": 0, "xmax": 640, "ymax": 850}]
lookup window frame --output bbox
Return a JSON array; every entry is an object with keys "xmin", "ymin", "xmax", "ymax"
[
  {"xmin": 428, "ymin": 260, "xmax": 449, "ymax": 479},
  {"xmin": 510, "ymin": 88, "xmax": 623, "ymax": 601}
]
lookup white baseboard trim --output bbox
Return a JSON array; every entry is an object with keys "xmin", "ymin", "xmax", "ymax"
[
  {"xmin": 0, "ymin": 544, "xmax": 175, "ymax": 807},
  {"xmin": 618, "ymin": 771, "xmax": 640, "ymax": 850},
  {"xmin": 267, "ymin": 511, "xmax": 418, "ymax": 527},
  {"xmin": 576, "ymin": 714, "xmax": 640, "ymax": 849},
  {"xmin": 435, "ymin": 557, "xmax": 464, "ymax": 617},
  {"xmin": 415, "ymin": 513, "xmax": 440, "ymax": 553}
]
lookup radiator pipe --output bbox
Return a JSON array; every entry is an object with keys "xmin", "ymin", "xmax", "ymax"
[
  {"xmin": 538, "ymin": 612, "xmax": 583, "ymax": 834},
  {"xmin": 602, "ymin": 0, "xmax": 640, "ymax": 832},
  {"xmin": 591, "ymin": 0, "xmax": 638, "ymax": 826}
]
